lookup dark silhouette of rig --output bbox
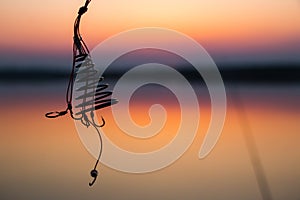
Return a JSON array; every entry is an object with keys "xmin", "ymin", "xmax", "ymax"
[{"xmin": 46, "ymin": 0, "xmax": 117, "ymax": 186}]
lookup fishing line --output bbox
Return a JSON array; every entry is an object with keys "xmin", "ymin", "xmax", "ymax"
[{"xmin": 232, "ymin": 86, "xmax": 273, "ymax": 200}]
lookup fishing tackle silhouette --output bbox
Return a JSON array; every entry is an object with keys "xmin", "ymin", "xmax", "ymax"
[{"xmin": 45, "ymin": 0, "xmax": 117, "ymax": 186}]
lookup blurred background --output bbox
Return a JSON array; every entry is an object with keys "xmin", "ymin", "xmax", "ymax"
[{"xmin": 0, "ymin": 0, "xmax": 299, "ymax": 199}]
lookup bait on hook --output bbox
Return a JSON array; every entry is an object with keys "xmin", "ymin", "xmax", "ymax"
[{"xmin": 45, "ymin": 0, "xmax": 117, "ymax": 186}]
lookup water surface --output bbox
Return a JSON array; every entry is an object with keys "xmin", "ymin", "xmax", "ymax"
[{"xmin": 0, "ymin": 81, "xmax": 299, "ymax": 200}]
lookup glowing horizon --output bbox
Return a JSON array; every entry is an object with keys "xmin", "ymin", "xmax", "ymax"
[{"xmin": 1, "ymin": 0, "xmax": 300, "ymax": 66}]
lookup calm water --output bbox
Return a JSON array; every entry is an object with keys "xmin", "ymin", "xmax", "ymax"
[{"xmin": 0, "ymin": 81, "xmax": 299, "ymax": 200}]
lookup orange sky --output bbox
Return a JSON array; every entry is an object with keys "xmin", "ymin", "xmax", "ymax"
[{"xmin": 0, "ymin": 0, "xmax": 300, "ymax": 65}]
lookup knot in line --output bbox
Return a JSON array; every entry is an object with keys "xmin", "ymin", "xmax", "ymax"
[{"xmin": 78, "ymin": 6, "xmax": 88, "ymax": 15}]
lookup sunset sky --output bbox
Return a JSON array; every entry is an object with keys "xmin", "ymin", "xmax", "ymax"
[{"xmin": 1, "ymin": 0, "xmax": 300, "ymax": 68}]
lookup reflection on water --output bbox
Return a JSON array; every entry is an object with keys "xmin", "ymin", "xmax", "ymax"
[{"xmin": 0, "ymin": 82, "xmax": 299, "ymax": 200}]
